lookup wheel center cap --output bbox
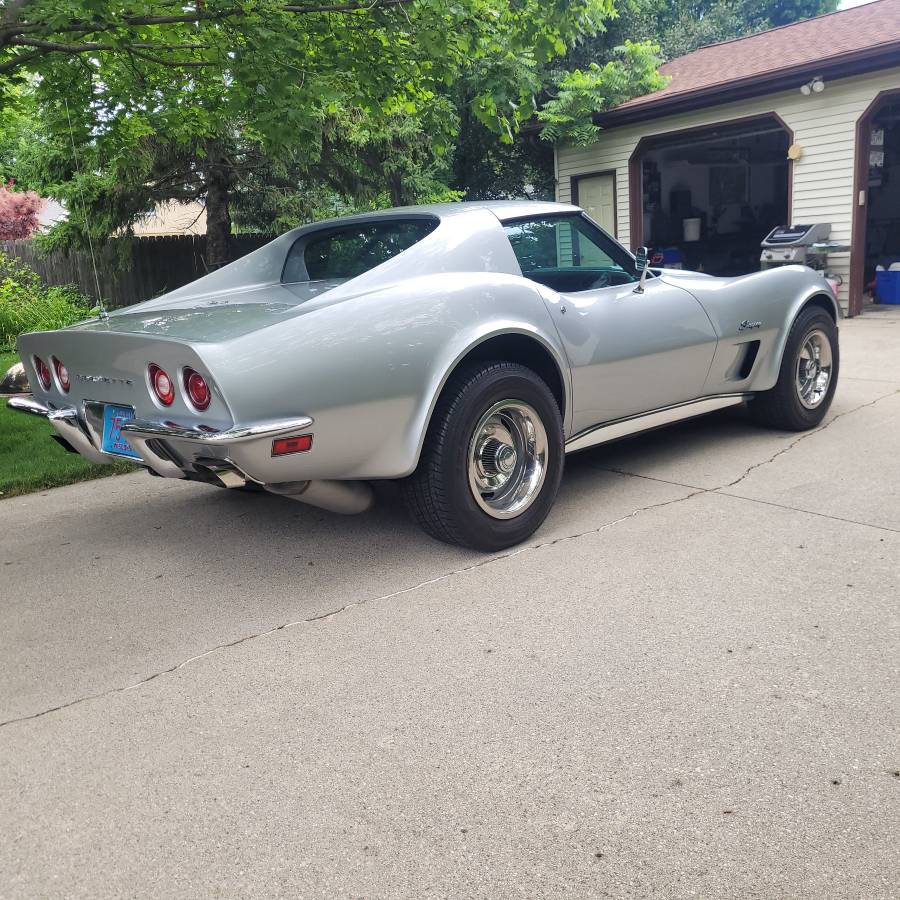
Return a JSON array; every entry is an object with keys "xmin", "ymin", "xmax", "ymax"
[{"xmin": 496, "ymin": 444, "xmax": 517, "ymax": 474}]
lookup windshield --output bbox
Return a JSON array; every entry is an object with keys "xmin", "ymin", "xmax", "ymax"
[
  {"xmin": 503, "ymin": 214, "xmax": 637, "ymax": 292},
  {"xmin": 282, "ymin": 217, "xmax": 438, "ymax": 283}
]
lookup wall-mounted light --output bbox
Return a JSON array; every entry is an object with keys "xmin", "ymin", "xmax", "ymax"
[{"xmin": 800, "ymin": 78, "xmax": 825, "ymax": 96}]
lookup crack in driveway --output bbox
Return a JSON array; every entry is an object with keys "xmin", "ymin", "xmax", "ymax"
[
  {"xmin": 0, "ymin": 488, "xmax": 702, "ymax": 730},
  {"xmin": 3, "ymin": 388, "xmax": 897, "ymax": 731},
  {"xmin": 596, "ymin": 388, "xmax": 900, "ymax": 494},
  {"xmin": 721, "ymin": 387, "xmax": 900, "ymax": 490}
]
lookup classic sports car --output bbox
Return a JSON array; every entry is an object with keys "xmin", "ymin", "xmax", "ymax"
[{"xmin": 10, "ymin": 201, "xmax": 840, "ymax": 551}]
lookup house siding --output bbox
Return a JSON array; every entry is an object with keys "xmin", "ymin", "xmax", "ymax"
[{"xmin": 556, "ymin": 66, "xmax": 900, "ymax": 313}]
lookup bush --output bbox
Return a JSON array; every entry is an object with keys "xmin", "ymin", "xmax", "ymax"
[
  {"xmin": 0, "ymin": 252, "xmax": 93, "ymax": 350},
  {"xmin": 0, "ymin": 180, "xmax": 43, "ymax": 240}
]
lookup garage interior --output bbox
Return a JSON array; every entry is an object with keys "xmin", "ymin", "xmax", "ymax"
[
  {"xmin": 636, "ymin": 117, "xmax": 790, "ymax": 276},
  {"xmin": 864, "ymin": 95, "xmax": 900, "ymax": 306}
]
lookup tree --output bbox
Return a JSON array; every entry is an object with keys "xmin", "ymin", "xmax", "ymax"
[
  {"xmin": 0, "ymin": 179, "xmax": 42, "ymax": 239},
  {"xmin": 454, "ymin": 0, "xmax": 839, "ymax": 197},
  {"xmin": 2, "ymin": 0, "xmax": 627, "ymax": 266},
  {"xmin": 536, "ymin": 40, "xmax": 668, "ymax": 146}
]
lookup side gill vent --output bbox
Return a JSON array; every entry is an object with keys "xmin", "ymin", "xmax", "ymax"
[{"xmin": 738, "ymin": 340, "xmax": 761, "ymax": 380}]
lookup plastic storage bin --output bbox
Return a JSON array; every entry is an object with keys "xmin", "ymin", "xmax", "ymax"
[{"xmin": 875, "ymin": 270, "xmax": 900, "ymax": 305}]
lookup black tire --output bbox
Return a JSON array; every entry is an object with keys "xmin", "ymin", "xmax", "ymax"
[
  {"xmin": 401, "ymin": 361, "xmax": 564, "ymax": 552},
  {"xmin": 749, "ymin": 306, "xmax": 839, "ymax": 431}
]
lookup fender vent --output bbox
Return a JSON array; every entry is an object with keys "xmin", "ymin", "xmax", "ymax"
[{"xmin": 738, "ymin": 340, "xmax": 761, "ymax": 380}]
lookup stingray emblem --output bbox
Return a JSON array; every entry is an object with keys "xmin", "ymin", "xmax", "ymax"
[
  {"xmin": 75, "ymin": 373, "xmax": 134, "ymax": 386},
  {"xmin": 739, "ymin": 319, "xmax": 762, "ymax": 332}
]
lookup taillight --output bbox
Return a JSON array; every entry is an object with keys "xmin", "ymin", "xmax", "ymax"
[
  {"xmin": 52, "ymin": 356, "xmax": 70, "ymax": 392},
  {"xmin": 183, "ymin": 367, "xmax": 211, "ymax": 411},
  {"xmin": 272, "ymin": 435, "xmax": 313, "ymax": 456},
  {"xmin": 148, "ymin": 363, "xmax": 175, "ymax": 406},
  {"xmin": 34, "ymin": 356, "xmax": 52, "ymax": 390}
]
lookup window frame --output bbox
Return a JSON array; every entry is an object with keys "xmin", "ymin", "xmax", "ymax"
[
  {"xmin": 501, "ymin": 212, "xmax": 640, "ymax": 291},
  {"xmin": 281, "ymin": 214, "xmax": 440, "ymax": 285}
]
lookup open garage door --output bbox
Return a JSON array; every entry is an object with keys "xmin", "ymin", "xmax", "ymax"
[
  {"xmin": 630, "ymin": 115, "xmax": 791, "ymax": 275},
  {"xmin": 857, "ymin": 93, "xmax": 900, "ymax": 311}
]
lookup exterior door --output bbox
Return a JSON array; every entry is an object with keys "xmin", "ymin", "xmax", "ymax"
[
  {"xmin": 550, "ymin": 278, "xmax": 719, "ymax": 434},
  {"xmin": 576, "ymin": 173, "xmax": 616, "ymax": 236},
  {"xmin": 502, "ymin": 213, "xmax": 718, "ymax": 436}
]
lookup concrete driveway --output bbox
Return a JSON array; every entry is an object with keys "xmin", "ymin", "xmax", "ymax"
[{"xmin": 2, "ymin": 310, "xmax": 898, "ymax": 899}]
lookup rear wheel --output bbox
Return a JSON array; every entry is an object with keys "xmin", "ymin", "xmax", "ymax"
[
  {"xmin": 402, "ymin": 361, "xmax": 564, "ymax": 551},
  {"xmin": 749, "ymin": 306, "xmax": 839, "ymax": 431}
]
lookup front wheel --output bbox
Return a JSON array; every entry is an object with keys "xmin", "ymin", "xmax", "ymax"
[
  {"xmin": 402, "ymin": 361, "xmax": 564, "ymax": 551},
  {"xmin": 749, "ymin": 307, "xmax": 839, "ymax": 431}
]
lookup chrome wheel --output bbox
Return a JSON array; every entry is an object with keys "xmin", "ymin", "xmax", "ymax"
[
  {"xmin": 796, "ymin": 329, "xmax": 833, "ymax": 409},
  {"xmin": 467, "ymin": 400, "xmax": 548, "ymax": 519}
]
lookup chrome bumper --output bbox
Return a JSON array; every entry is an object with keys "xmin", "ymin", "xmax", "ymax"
[
  {"xmin": 120, "ymin": 416, "xmax": 314, "ymax": 478},
  {"xmin": 8, "ymin": 396, "xmax": 109, "ymax": 465},
  {"xmin": 6, "ymin": 396, "xmax": 314, "ymax": 479},
  {"xmin": 7, "ymin": 396, "xmax": 370, "ymax": 513}
]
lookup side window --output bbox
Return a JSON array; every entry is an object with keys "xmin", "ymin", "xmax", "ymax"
[
  {"xmin": 282, "ymin": 218, "xmax": 438, "ymax": 283},
  {"xmin": 503, "ymin": 215, "xmax": 637, "ymax": 292}
]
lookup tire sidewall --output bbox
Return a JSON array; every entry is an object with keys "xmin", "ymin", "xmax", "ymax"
[
  {"xmin": 440, "ymin": 366, "xmax": 564, "ymax": 551},
  {"xmin": 781, "ymin": 309, "xmax": 840, "ymax": 427}
]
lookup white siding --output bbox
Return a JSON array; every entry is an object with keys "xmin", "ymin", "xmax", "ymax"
[{"xmin": 556, "ymin": 66, "xmax": 900, "ymax": 312}]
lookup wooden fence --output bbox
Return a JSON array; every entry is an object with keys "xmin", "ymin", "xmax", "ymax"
[{"xmin": 0, "ymin": 234, "xmax": 273, "ymax": 309}]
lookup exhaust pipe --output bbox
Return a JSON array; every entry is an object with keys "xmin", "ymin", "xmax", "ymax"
[{"xmin": 264, "ymin": 479, "xmax": 374, "ymax": 515}]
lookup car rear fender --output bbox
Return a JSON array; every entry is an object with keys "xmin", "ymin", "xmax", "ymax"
[{"xmin": 194, "ymin": 273, "xmax": 571, "ymax": 481}]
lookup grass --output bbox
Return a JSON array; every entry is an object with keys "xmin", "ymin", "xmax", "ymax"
[{"xmin": 0, "ymin": 350, "xmax": 137, "ymax": 499}]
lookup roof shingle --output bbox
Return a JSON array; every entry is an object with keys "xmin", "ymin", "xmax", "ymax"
[{"xmin": 616, "ymin": 0, "xmax": 900, "ymax": 112}]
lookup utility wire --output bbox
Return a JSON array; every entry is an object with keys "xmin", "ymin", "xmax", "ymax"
[{"xmin": 63, "ymin": 97, "xmax": 107, "ymax": 320}]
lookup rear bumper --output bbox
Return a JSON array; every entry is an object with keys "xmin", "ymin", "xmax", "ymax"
[
  {"xmin": 7, "ymin": 396, "xmax": 314, "ymax": 481},
  {"xmin": 8, "ymin": 396, "xmax": 110, "ymax": 465}
]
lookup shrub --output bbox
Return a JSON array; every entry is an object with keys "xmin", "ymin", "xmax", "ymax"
[
  {"xmin": 0, "ymin": 180, "xmax": 43, "ymax": 240},
  {"xmin": 0, "ymin": 252, "xmax": 93, "ymax": 351}
]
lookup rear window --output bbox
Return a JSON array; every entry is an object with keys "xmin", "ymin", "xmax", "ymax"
[{"xmin": 282, "ymin": 218, "xmax": 438, "ymax": 283}]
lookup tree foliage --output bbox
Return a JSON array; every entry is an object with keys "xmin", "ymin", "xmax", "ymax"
[
  {"xmin": 0, "ymin": 0, "xmax": 840, "ymax": 259},
  {"xmin": 1, "ymin": 0, "xmax": 625, "ymax": 264},
  {"xmin": 537, "ymin": 40, "xmax": 667, "ymax": 146},
  {"xmin": 567, "ymin": 0, "xmax": 840, "ymax": 64},
  {"xmin": 453, "ymin": 0, "xmax": 838, "ymax": 198}
]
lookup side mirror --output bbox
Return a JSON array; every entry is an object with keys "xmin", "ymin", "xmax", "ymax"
[{"xmin": 633, "ymin": 246, "xmax": 650, "ymax": 294}]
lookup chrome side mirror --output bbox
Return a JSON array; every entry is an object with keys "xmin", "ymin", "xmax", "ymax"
[{"xmin": 633, "ymin": 246, "xmax": 650, "ymax": 294}]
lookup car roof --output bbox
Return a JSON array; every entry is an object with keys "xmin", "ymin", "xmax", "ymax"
[{"xmin": 325, "ymin": 200, "xmax": 582, "ymax": 225}]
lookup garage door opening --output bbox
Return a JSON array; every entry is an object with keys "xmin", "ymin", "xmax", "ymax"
[
  {"xmin": 630, "ymin": 116, "xmax": 791, "ymax": 275},
  {"xmin": 862, "ymin": 95, "xmax": 900, "ymax": 308}
]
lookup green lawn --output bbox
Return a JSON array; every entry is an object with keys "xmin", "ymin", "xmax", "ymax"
[{"xmin": 0, "ymin": 350, "xmax": 136, "ymax": 499}]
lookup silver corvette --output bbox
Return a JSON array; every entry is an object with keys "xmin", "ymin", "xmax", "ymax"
[{"xmin": 11, "ymin": 201, "xmax": 840, "ymax": 550}]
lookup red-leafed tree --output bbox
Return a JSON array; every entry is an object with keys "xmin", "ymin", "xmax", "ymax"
[{"xmin": 0, "ymin": 180, "xmax": 43, "ymax": 240}]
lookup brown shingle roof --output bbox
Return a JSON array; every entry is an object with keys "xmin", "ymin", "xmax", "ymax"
[{"xmin": 611, "ymin": 0, "xmax": 900, "ymax": 116}]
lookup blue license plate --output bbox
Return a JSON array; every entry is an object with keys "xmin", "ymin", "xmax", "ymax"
[{"xmin": 101, "ymin": 404, "xmax": 141, "ymax": 459}]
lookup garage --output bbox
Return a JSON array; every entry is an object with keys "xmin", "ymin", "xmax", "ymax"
[
  {"xmin": 630, "ymin": 115, "xmax": 790, "ymax": 276},
  {"xmin": 555, "ymin": 1, "xmax": 900, "ymax": 315}
]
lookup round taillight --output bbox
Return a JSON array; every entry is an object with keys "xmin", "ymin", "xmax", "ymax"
[
  {"xmin": 148, "ymin": 363, "xmax": 175, "ymax": 406},
  {"xmin": 183, "ymin": 367, "xmax": 211, "ymax": 411},
  {"xmin": 34, "ymin": 356, "xmax": 52, "ymax": 391},
  {"xmin": 52, "ymin": 356, "xmax": 70, "ymax": 392}
]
